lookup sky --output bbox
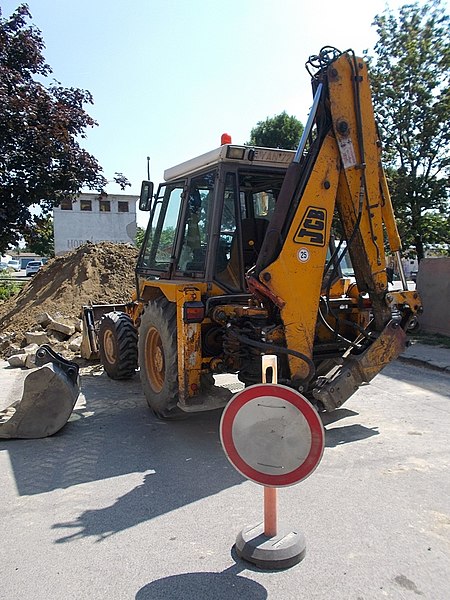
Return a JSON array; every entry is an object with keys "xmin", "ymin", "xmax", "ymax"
[{"xmin": 1, "ymin": 0, "xmax": 444, "ymax": 227}]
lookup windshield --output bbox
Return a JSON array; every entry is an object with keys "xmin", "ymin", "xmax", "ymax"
[
  {"xmin": 176, "ymin": 170, "xmax": 215, "ymax": 273},
  {"xmin": 325, "ymin": 240, "xmax": 355, "ymax": 278},
  {"xmin": 338, "ymin": 252, "xmax": 354, "ymax": 277},
  {"xmin": 139, "ymin": 182, "xmax": 184, "ymax": 272}
]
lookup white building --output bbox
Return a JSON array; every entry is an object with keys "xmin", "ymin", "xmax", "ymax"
[{"xmin": 53, "ymin": 192, "xmax": 138, "ymax": 255}]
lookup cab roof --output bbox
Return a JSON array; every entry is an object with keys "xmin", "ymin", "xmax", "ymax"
[{"xmin": 164, "ymin": 144, "xmax": 294, "ymax": 181}]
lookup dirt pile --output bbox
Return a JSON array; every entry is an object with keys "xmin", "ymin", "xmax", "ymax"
[{"xmin": 0, "ymin": 242, "xmax": 139, "ymax": 348}]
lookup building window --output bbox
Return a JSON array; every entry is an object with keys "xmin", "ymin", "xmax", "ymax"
[
  {"xmin": 99, "ymin": 200, "xmax": 111, "ymax": 212},
  {"xmin": 80, "ymin": 199, "xmax": 92, "ymax": 211},
  {"xmin": 118, "ymin": 201, "xmax": 129, "ymax": 213},
  {"xmin": 60, "ymin": 199, "xmax": 73, "ymax": 210}
]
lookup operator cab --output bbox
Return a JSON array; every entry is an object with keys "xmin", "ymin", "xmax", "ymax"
[{"xmin": 136, "ymin": 143, "xmax": 294, "ymax": 293}]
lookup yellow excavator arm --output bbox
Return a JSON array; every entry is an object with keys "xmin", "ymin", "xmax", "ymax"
[{"xmin": 251, "ymin": 49, "xmax": 421, "ymax": 409}]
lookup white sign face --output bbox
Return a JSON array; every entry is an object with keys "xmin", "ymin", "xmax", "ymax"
[
  {"xmin": 220, "ymin": 383, "xmax": 325, "ymax": 487},
  {"xmin": 231, "ymin": 395, "xmax": 312, "ymax": 475}
]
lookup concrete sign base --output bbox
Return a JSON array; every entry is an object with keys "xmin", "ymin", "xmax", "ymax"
[{"xmin": 236, "ymin": 522, "xmax": 306, "ymax": 570}]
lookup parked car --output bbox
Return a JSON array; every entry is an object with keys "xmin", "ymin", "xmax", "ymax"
[
  {"xmin": 25, "ymin": 260, "xmax": 43, "ymax": 276},
  {"xmin": 0, "ymin": 262, "xmax": 9, "ymax": 271},
  {"xmin": 7, "ymin": 260, "xmax": 21, "ymax": 272}
]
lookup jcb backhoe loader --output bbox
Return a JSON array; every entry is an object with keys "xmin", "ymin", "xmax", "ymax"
[{"xmin": 83, "ymin": 47, "xmax": 422, "ymax": 419}]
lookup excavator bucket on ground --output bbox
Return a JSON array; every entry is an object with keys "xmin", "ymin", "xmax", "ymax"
[{"xmin": 0, "ymin": 345, "xmax": 80, "ymax": 439}]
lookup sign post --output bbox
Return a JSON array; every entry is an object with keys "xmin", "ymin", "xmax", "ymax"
[
  {"xmin": 262, "ymin": 355, "xmax": 278, "ymax": 539},
  {"xmin": 220, "ymin": 355, "xmax": 325, "ymax": 569}
]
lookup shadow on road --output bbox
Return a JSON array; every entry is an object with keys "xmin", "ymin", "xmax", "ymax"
[
  {"xmin": 0, "ymin": 373, "xmax": 244, "ymax": 498},
  {"xmin": 320, "ymin": 407, "xmax": 380, "ymax": 447},
  {"xmin": 135, "ymin": 572, "xmax": 267, "ymax": 600},
  {"xmin": 321, "ymin": 408, "xmax": 358, "ymax": 426},
  {"xmin": 325, "ymin": 423, "xmax": 379, "ymax": 447},
  {"xmin": 381, "ymin": 361, "xmax": 450, "ymax": 397},
  {"xmin": 1, "ymin": 371, "xmax": 382, "ymax": 542}
]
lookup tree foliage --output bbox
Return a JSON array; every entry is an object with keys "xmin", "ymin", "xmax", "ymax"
[
  {"xmin": 135, "ymin": 226, "xmax": 145, "ymax": 248},
  {"xmin": 0, "ymin": 4, "xmax": 128, "ymax": 255},
  {"xmin": 135, "ymin": 225, "xmax": 176, "ymax": 250},
  {"xmin": 22, "ymin": 214, "xmax": 54, "ymax": 257},
  {"xmin": 369, "ymin": 1, "xmax": 450, "ymax": 260},
  {"xmin": 247, "ymin": 111, "xmax": 304, "ymax": 150}
]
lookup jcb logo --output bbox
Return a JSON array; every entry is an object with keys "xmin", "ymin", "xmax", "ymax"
[{"xmin": 294, "ymin": 206, "xmax": 327, "ymax": 247}]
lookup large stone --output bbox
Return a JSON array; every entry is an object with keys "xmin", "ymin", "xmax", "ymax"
[
  {"xmin": 25, "ymin": 353, "xmax": 37, "ymax": 369},
  {"xmin": 23, "ymin": 343, "xmax": 39, "ymax": 354},
  {"xmin": 7, "ymin": 354, "xmax": 26, "ymax": 368},
  {"xmin": 48, "ymin": 330, "xmax": 69, "ymax": 343},
  {"xmin": 47, "ymin": 321, "xmax": 75, "ymax": 337},
  {"xmin": 25, "ymin": 331, "xmax": 50, "ymax": 346},
  {"xmin": 68, "ymin": 334, "xmax": 83, "ymax": 352},
  {"xmin": 36, "ymin": 312, "xmax": 54, "ymax": 328}
]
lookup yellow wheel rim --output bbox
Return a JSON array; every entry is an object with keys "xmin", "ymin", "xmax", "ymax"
[
  {"xmin": 103, "ymin": 330, "xmax": 116, "ymax": 364},
  {"xmin": 145, "ymin": 326, "xmax": 164, "ymax": 392}
]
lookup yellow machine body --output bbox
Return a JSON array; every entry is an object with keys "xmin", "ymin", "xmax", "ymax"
[{"xmin": 88, "ymin": 49, "xmax": 421, "ymax": 418}]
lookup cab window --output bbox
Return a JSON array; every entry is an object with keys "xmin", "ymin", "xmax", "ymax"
[
  {"xmin": 139, "ymin": 182, "xmax": 184, "ymax": 271},
  {"xmin": 214, "ymin": 172, "xmax": 240, "ymax": 290},
  {"xmin": 176, "ymin": 171, "xmax": 215, "ymax": 273},
  {"xmin": 238, "ymin": 171, "xmax": 281, "ymax": 221}
]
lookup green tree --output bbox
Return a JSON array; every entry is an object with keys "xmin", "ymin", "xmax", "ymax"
[
  {"xmin": 22, "ymin": 214, "xmax": 54, "ymax": 257},
  {"xmin": 369, "ymin": 1, "xmax": 450, "ymax": 261},
  {"xmin": 135, "ymin": 226, "xmax": 145, "ymax": 247},
  {"xmin": 135, "ymin": 225, "xmax": 176, "ymax": 249},
  {"xmin": 0, "ymin": 5, "xmax": 127, "ymax": 255},
  {"xmin": 386, "ymin": 168, "xmax": 449, "ymax": 257},
  {"xmin": 247, "ymin": 111, "xmax": 304, "ymax": 150}
]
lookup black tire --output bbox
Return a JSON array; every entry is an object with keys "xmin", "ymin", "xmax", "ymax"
[
  {"xmin": 138, "ymin": 298, "xmax": 184, "ymax": 419},
  {"xmin": 98, "ymin": 311, "xmax": 138, "ymax": 379}
]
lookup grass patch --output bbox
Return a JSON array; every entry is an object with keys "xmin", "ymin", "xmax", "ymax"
[
  {"xmin": 409, "ymin": 330, "xmax": 450, "ymax": 349},
  {"xmin": 0, "ymin": 273, "xmax": 22, "ymax": 302}
]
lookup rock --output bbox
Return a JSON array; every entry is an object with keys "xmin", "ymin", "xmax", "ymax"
[
  {"xmin": 25, "ymin": 353, "xmax": 36, "ymax": 369},
  {"xmin": 36, "ymin": 312, "xmax": 54, "ymax": 328},
  {"xmin": 25, "ymin": 331, "xmax": 50, "ymax": 345},
  {"xmin": 51, "ymin": 342, "xmax": 70, "ymax": 354},
  {"xmin": 23, "ymin": 343, "xmax": 39, "ymax": 354},
  {"xmin": 0, "ymin": 332, "xmax": 14, "ymax": 340},
  {"xmin": 0, "ymin": 333, "xmax": 15, "ymax": 351},
  {"xmin": 4, "ymin": 345, "xmax": 25, "ymax": 359},
  {"xmin": 47, "ymin": 321, "xmax": 76, "ymax": 337},
  {"xmin": 7, "ymin": 354, "xmax": 26, "ymax": 368},
  {"xmin": 47, "ymin": 330, "xmax": 69, "ymax": 342},
  {"xmin": 68, "ymin": 334, "xmax": 83, "ymax": 352}
]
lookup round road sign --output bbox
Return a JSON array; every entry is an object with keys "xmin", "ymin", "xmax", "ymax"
[{"xmin": 220, "ymin": 383, "xmax": 324, "ymax": 487}]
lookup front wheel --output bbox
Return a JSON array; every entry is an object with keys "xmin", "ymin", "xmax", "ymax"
[
  {"xmin": 138, "ymin": 298, "xmax": 184, "ymax": 419},
  {"xmin": 98, "ymin": 311, "xmax": 138, "ymax": 379}
]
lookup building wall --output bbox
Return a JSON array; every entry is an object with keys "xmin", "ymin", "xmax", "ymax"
[
  {"xmin": 417, "ymin": 257, "xmax": 450, "ymax": 336},
  {"xmin": 53, "ymin": 193, "xmax": 137, "ymax": 255}
]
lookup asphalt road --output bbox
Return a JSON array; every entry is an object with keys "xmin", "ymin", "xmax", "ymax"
[{"xmin": 0, "ymin": 360, "xmax": 449, "ymax": 600}]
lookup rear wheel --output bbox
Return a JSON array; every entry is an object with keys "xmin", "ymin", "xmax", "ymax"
[
  {"xmin": 138, "ymin": 298, "xmax": 184, "ymax": 419},
  {"xmin": 99, "ymin": 312, "xmax": 138, "ymax": 379}
]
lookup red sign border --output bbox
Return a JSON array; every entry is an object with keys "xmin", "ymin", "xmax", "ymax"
[{"xmin": 220, "ymin": 383, "xmax": 325, "ymax": 487}]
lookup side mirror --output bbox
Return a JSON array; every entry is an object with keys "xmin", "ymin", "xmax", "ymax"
[{"xmin": 139, "ymin": 180, "xmax": 154, "ymax": 211}]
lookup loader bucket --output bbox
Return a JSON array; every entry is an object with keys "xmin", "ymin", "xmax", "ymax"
[{"xmin": 0, "ymin": 345, "xmax": 80, "ymax": 439}]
